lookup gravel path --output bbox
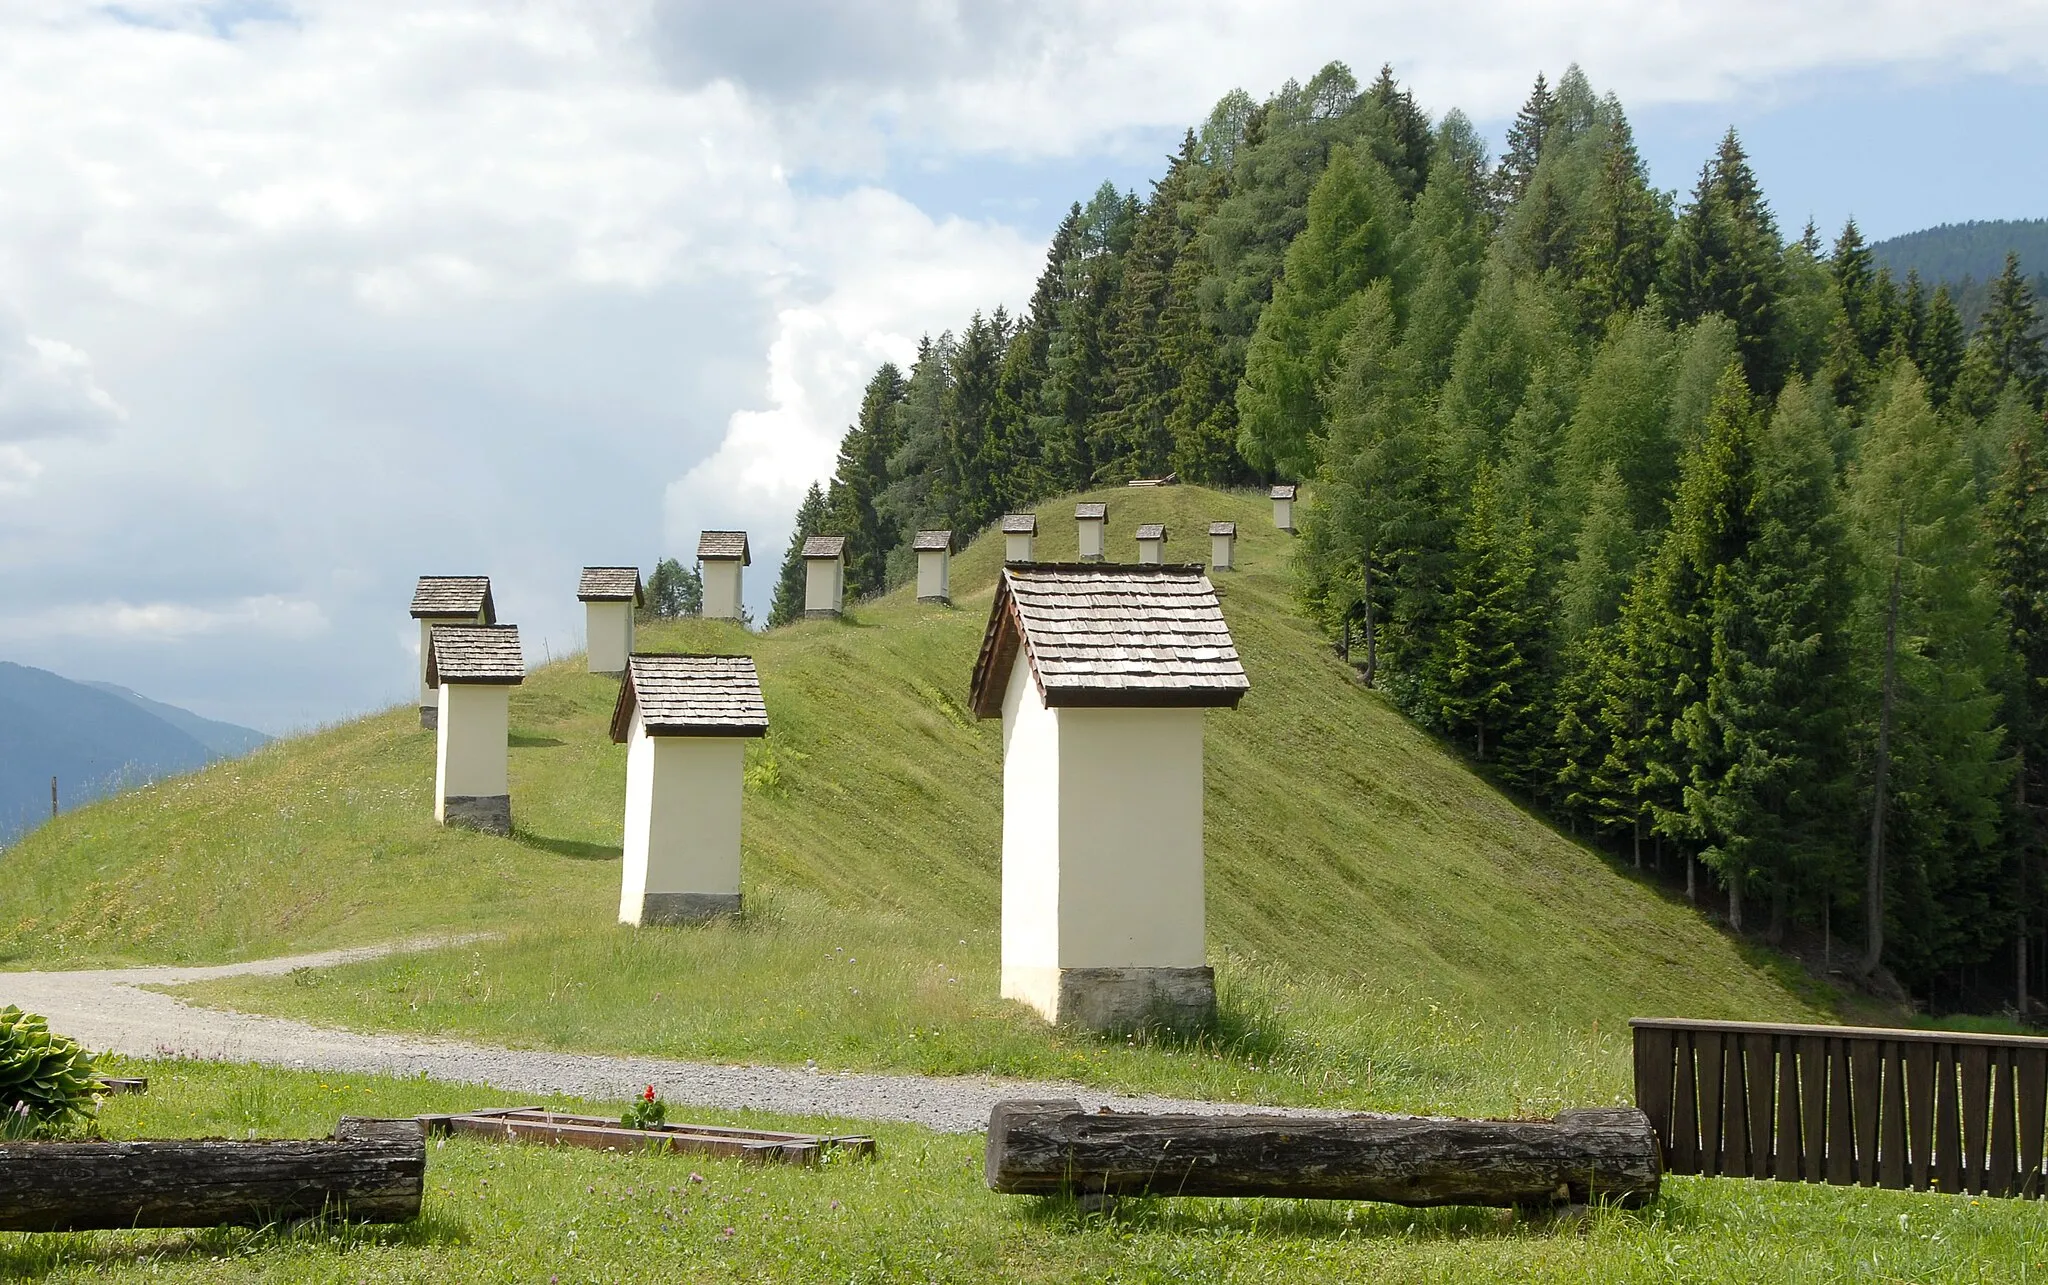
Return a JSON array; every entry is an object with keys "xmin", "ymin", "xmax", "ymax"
[{"xmin": 3, "ymin": 943, "xmax": 1341, "ymax": 1134}]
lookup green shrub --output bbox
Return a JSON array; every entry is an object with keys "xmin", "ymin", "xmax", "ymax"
[{"xmin": 0, "ymin": 1006, "xmax": 100, "ymax": 1136}]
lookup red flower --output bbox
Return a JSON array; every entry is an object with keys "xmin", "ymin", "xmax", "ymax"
[{"xmin": 644, "ymin": 1085, "xmax": 657, "ymax": 1102}]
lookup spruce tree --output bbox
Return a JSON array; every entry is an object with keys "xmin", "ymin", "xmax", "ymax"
[
  {"xmin": 1953, "ymin": 253, "xmax": 2046, "ymax": 416},
  {"xmin": 1991, "ymin": 405, "xmax": 2048, "ymax": 1006},
  {"xmin": 1094, "ymin": 133, "xmax": 1205, "ymax": 480},
  {"xmin": 1662, "ymin": 130, "xmax": 1789, "ymax": 395},
  {"xmin": 1916, "ymin": 285, "xmax": 1968, "ymax": 409},
  {"xmin": 1435, "ymin": 463, "xmax": 1546, "ymax": 770},
  {"xmin": 941, "ymin": 312, "xmax": 1007, "ymax": 531},
  {"xmin": 1560, "ymin": 310, "xmax": 1679, "ymax": 539},
  {"xmin": 768, "ymin": 482, "xmax": 830, "ymax": 628},
  {"xmin": 1367, "ymin": 63, "xmax": 1434, "ymax": 201},
  {"xmin": 1570, "ymin": 105, "xmax": 1665, "ymax": 331},
  {"xmin": 825, "ymin": 363, "xmax": 905, "ymax": 597},
  {"xmin": 644, "ymin": 557, "xmax": 702, "ymax": 619},
  {"xmin": 1681, "ymin": 377, "xmax": 1855, "ymax": 937},
  {"xmin": 1491, "ymin": 73, "xmax": 1556, "ymax": 213}
]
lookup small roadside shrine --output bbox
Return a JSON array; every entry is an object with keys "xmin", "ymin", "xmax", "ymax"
[
  {"xmin": 610, "ymin": 654, "xmax": 769, "ymax": 925},
  {"xmin": 698, "ymin": 532, "xmax": 749, "ymax": 620},
  {"xmin": 577, "ymin": 567, "xmax": 643, "ymax": 676},
  {"xmin": 802, "ymin": 535, "xmax": 847, "ymax": 618},
  {"xmin": 1135, "ymin": 523, "xmax": 1167, "ymax": 565},
  {"xmin": 410, "ymin": 576, "xmax": 494, "ymax": 728},
  {"xmin": 1074, "ymin": 502, "xmax": 1107, "ymax": 562},
  {"xmin": 914, "ymin": 530, "xmax": 953, "ymax": 603},
  {"xmin": 1270, "ymin": 483, "xmax": 1298, "ymax": 532},
  {"xmin": 968, "ymin": 563, "xmax": 1249, "ymax": 1030},
  {"xmin": 1001, "ymin": 513, "xmax": 1037, "ymax": 562},
  {"xmin": 427, "ymin": 624, "xmax": 523, "ymax": 835},
  {"xmin": 1209, "ymin": 521, "xmax": 1237, "ymax": 571}
]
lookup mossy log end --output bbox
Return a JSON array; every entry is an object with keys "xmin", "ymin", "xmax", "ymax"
[{"xmin": 985, "ymin": 1101, "xmax": 1661, "ymax": 1208}]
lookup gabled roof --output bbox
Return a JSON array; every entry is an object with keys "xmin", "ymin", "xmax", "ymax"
[
  {"xmin": 801, "ymin": 535, "xmax": 846, "ymax": 560},
  {"xmin": 1270, "ymin": 483, "xmax": 1298, "ymax": 501},
  {"xmin": 577, "ymin": 566, "xmax": 644, "ymax": 604},
  {"xmin": 427, "ymin": 624, "xmax": 524, "ymax": 686},
  {"xmin": 610, "ymin": 654, "xmax": 769, "ymax": 741},
  {"xmin": 698, "ymin": 531, "xmax": 751, "ymax": 564},
  {"xmin": 1075, "ymin": 502, "xmax": 1107, "ymax": 521},
  {"xmin": 913, "ymin": 530, "xmax": 952, "ymax": 552},
  {"xmin": 411, "ymin": 576, "xmax": 495, "ymax": 622},
  {"xmin": 969, "ymin": 564, "xmax": 1249, "ymax": 718},
  {"xmin": 1001, "ymin": 513, "xmax": 1038, "ymax": 535},
  {"xmin": 1135, "ymin": 523, "xmax": 1167, "ymax": 541},
  {"xmin": 1209, "ymin": 521, "xmax": 1237, "ymax": 537}
]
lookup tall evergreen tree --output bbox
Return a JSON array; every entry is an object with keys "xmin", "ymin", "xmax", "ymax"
[
  {"xmin": 1663, "ymin": 130, "xmax": 1789, "ymax": 395},
  {"xmin": 1570, "ymin": 104, "xmax": 1665, "ymax": 331},
  {"xmin": 825, "ymin": 363, "xmax": 905, "ymax": 597},
  {"xmin": 1953, "ymin": 252, "xmax": 2047, "ymax": 416},
  {"xmin": 768, "ymin": 482, "xmax": 830, "ymax": 628},
  {"xmin": 1367, "ymin": 63, "xmax": 1434, "ymax": 201},
  {"xmin": 1491, "ymin": 73, "xmax": 1556, "ymax": 213},
  {"xmin": 1991, "ymin": 405, "xmax": 2048, "ymax": 1007},
  {"xmin": 1435, "ymin": 463, "xmax": 1547, "ymax": 769},
  {"xmin": 1916, "ymin": 285, "xmax": 1968, "ymax": 410},
  {"xmin": 940, "ymin": 311, "xmax": 1008, "ymax": 531},
  {"xmin": 1681, "ymin": 377, "xmax": 1855, "ymax": 936}
]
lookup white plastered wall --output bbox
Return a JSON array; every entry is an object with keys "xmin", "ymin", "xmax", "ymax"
[
  {"xmin": 1005, "ymin": 532, "xmax": 1035, "ymax": 562},
  {"xmin": 804, "ymin": 557, "xmax": 843, "ymax": 614},
  {"xmin": 434, "ymin": 682, "xmax": 511, "ymax": 816},
  {"xmin": 917, "ymin": 549, "xmax": 950, "ymax": 600},
  {"xmin": 1211, "ymin": 533, "xmax": 1235, "ymax": 570},
  {"xmin": 585, "ymin": 601, "xmax": 634, "ymax": 673},
  {"xmin": 1137, "ymin": 538, "xmax": 1164, "ymax": 565},
  {"xmin": 702, "ymin": 560, "xmax": 743, "ymax": 619},
  {"xmin": 618, "ymin": 715, "xmax": 745, "ymax": 924},
  {"xmin": 1077, "ymin": 519, "xmax": 1105, "ymax": 559},
  {"xmin": 999, "ymin": 658, "xmax": 1208, "ymax": 1020},
  {"xmin": 1273, "ymin": 496, "xmax": 1294, "ymax": 531}
]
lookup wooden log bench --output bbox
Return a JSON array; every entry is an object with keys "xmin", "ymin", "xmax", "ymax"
[
  {"xmin": 984, "ymin": 1100, "xmax": 1661, "ymax": 1208},
  {"xmin": 407, "ymin": 1107, "xmax": 876, "ymax": 1166},
  {"xmin": 0, "ymin": 1118, "xmax": 424, "ymax": 1233}
]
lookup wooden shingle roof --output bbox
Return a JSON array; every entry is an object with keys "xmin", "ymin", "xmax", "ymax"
[
  {"xmin": 1001, "ymin": 513, "xmax": 1037, "ymax": 534},
  {"xmin": 697, "ymin": 531, "xmax": 751, "ymax": 564},
  {"xmin": 913, "ymin": 530, "xmax": 952, "ymax": 552},
  {"xmin": 969, "ymin": 564, "xmax": 1248, "ymax": 717},
  {"xmin": 577, "ymin": 566, "xmax": 643, "ymax": 604},
  {"xmin": 610, "ymin": 654, "xmax": 769, "ymax": 741},
  {"xmin": 1075, "ymin": 502, "xmax": 1107, "ymax": 521},
  {"xmin": 427, "ymin": 624, "xmax": 524, "ymax": 686},
  {"xmin": 802, "ymin": 535, "xmax": 846, "ymax": 560},
  {"xmin": 1136, "ymin": 523, "xmax": 1167, "ymax": 541},
  {"xmin": 411, "ymin": 576, "xmax": 495, "ymax": 622},
  {"xmin": 1270, "ymin": 483, "xmax": 1298, "ymax": 500},
  {"xmin": 1209, "ymin": 521, "xmax": 1237, "ymax": 537}
]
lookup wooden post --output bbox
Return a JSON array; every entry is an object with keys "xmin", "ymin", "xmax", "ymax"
[
  {"xmin": 984, "ymin": 1101, "xmax": 1660, "ymax": 1207},
  {"xmin": 49, "ymin": 776, "xmax": 56, "ymax": 819}
]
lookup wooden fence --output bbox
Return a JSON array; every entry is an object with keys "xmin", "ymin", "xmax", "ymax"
[{"xmin": 1631, "ymin": 1017, "xmax": 2048, "ymax": 1197}]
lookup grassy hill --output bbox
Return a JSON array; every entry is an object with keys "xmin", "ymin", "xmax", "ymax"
[{"xmin": 1, "ymin": 484, "xmax": 1834, "ymax": 1114}]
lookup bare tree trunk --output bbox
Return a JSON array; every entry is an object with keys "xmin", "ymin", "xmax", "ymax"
[
  {"xmin": 1632, "ymin": 821, "xmax": 1641, "ymax": 870},
  {"xmin": 1728, "ymin": 870, "xmax": 1743, "ymax": 934},
  {"xmin": 1865, "ymin": 516, "xmax": 1905, "ymax": 977},
  {"xmin": 1768, "ymin": 880, "xmax": 1786, "ymax": 945},
  {"xmin": 1686, "ymin": 851, "xmax": 1696, "ymax": 904},
  {"xmin": 2020, "ymin": 755, "xmax": 2031, "ymax": 1018},
  {"xmin": 1361, "ymin": 557, "xmax": 1378, "ymax": 689}
]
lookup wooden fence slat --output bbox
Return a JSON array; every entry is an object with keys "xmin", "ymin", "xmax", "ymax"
[
  {"xmin": 1962, "ymin": 1044, "xmax": 1992, "ymax": 1195},
  {"xmin": 1827, "ymin": 1039, "xmax": 1857, "ymax": 1186},
  {"xmin": 1852, "ymin": 1042, "xmax": 1883, "ymax": 1186},
  {"xmin": 1907, "ymin": 1042, "xmax": 1935, "ymax": 1192},
  {"xmin": 1991, "ymin": 1050, "xmax": 2019, "ymax": 1197},
  {"xmin": 1635, "ymin": 1027, "xmax": 1677, "ymax": 1162},
  {"xmin": 1671, "ymin": 1032, "xmax": 1701, "ymax": 1175},
  {"xmin": 1880, "ymin": 1042, "xmax": 1909, "ymax": 1189},
  {"xmin": 1723, "ymin": 1030, "xmax": 1752, "ymax": 1178},
  {"xmin": 1799, "ymin": 1036, "xmax": 1829, "ymax": 1183},
  {"xmin": 1746, "ymin": 1033, "xmax": 1776, "ymax": 1179},
  {"xmin": 1775, "ymin": 1036, "xmax": 1802, "ymax": 1183},
  {"xmin": 2018, "ymin": 1048, "xmax": 2047, "ymax": 1199},
  {"xmin": 1698, "ymin": 1031, "xmax": 1726, "ymax": 1177},
  {"xmin": 1936, "ymin": 1045, "xmax": 1963, "ymax": 1195}
]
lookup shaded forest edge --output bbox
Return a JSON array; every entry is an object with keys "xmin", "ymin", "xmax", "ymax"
[{"xmin": 771, "ymin": 62, "xmax": 2048, "ymax": 1020}]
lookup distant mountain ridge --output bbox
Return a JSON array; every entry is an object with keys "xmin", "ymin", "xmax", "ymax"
[
  {"xmin": 1870, "ymin": 219, "xmax": 2048, "ymax": 284},
  {"xmin": 0, "ymin": 662, "xmax": 268, "ymax": 845}
]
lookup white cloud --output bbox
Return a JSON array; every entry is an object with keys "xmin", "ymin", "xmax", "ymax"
[
  {"xmin": 0, "ymin": 323, "xmax": 126, "ymax": 442},
  {"xmin": 0, "ymin": 595, "xmax": 329, "ymax": 643}
]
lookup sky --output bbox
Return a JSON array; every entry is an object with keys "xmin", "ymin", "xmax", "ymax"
[{"xmin": 0, "ymin": 1, "xmax": 2043, "ymax": 733}]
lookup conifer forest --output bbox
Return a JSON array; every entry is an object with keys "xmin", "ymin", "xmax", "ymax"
[{"xmin": 778, "ymin": 63, "xmax": 2048, "ymax": 1015}]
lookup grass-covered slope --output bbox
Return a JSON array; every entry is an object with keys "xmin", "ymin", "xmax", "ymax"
[{"xmin": 3, "ymin": 485, "xmax": 1829, "ymax": 1112}]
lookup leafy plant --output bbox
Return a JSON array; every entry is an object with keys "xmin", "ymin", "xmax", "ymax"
[
  {"xmin": 0, "ymin": 1006, "xmax": 100, "ymax": 1133},
  {"xmin": 620, "ymin": 1083, "xmax": 664, "ymax": 1131}
]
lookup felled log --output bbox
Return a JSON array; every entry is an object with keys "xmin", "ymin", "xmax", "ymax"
[
  {"xmin": 985, "ymin": 1100, "xmax": 1661, "ymax": 1207},
  {"xmin": 0, "ymin": 1121, "xmax": 425, "ymax": 1232}
]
